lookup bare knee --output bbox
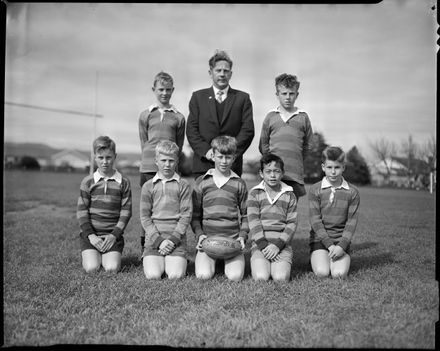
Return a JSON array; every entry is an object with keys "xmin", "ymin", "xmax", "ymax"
[
  {"xmin": 145, "ymin": 271, "xmax": 163, "ymax": 279},
  {"xmin": 331, "ymin": 269, "xmax": 348, "ymax": 279},
  {"xmin": 272, "ymin": 271, "xmax": 290, "ymax": 282},
  {"xmin": 83, "ymin": 263, "xmax": 100, "ymax": 273},
  {"xmin": 196, "ymin": 270, "xmax": 214, "ymax": 280},
  {"xmin": 167, "ymin": 271, "xmax": 185, "ymax": 280},
  {"xmin": 252, "ymin": 271, "xmax": 270, "ymax": 281},
  {"xmin": 313, "ymin": 267, "xmax": 330, "ymax": 278},
  {"xmin": 103, "ymin": 263, "xmax": 120, "ymax": 273},
  {"xmin": 225, "ymin": 271, "xmax": 244, "ymax": 282}
]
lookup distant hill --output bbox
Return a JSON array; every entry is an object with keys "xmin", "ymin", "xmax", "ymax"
[
  {"xmin": 4, "ymin": 142, "xmax": 62, "ymax": 159},
  {"xmin": 4, "ymin": 142, "xmax": 140, "ymax": 163}
]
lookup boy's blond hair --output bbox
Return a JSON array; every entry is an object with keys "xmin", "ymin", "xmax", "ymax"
[
  {"xmin": 153, "ymin": 71, "xmax": 174, "ymax": 87},
  {"xmin": 155, "ymin": 140, "xmax": 179, "ymax": 159},
  {"xmin": 93, "ymin": 136, "xmax": 116, "ymax": 154},
  {"xmin": 211, "ymin": 135, "xmax": 237, "ymax": 155},
  {"xmin": 321, "ymin": 146, "xmax": 346, "ymax": 164}
]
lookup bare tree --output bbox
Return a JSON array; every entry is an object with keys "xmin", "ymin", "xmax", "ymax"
[
  {"xmin": 419, "ymin": 134, "xmax": 436, "ymax": 172},
  {"xmin": 400, "ymin": 134, "xmax": 418, "ymax": 183},
  {"xmin": 369, "ymin": 137, "xmax": 397, "ymax": 183}
]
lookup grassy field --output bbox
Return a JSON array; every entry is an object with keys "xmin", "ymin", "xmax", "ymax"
[{"xmin": 3, "ymin": 170, "xmax": 438, "ymax": 348}]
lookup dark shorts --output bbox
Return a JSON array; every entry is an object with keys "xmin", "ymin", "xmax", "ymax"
[
  {"xmin": 309, "ymin": 241, "xmax": 350, "ymax": 254},
  {"xmin": 79, "ymin": 232, "xmax": 124, "ymax": 253},
  {"xmin": 281, "ymin": 179, "xmax": 306, "ymax": 198},
  {"xmin": 140, "ymin": 172, "xmax": 156, "ymax": 187}
]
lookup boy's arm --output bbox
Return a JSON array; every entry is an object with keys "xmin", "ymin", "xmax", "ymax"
[
  {"xmin": 191, "ymin": 179, "xmax": 205, "ymax": 239},
  {"xmin": 237, "ymin": 180, "xmax": 249, "ymax": 241},
  {"xmin": 186, "ymin": 93, "xmax": 212, "ymax": 160},
  {"xmin": 338, "ymin": 188, "xmax": 360, "ymax": 251},
  {"xmin": 274, "ymin": 192, "xmax": 298, "ymax": 250},
  {"xmin": 247, "ymin": 191, "xmax": 269, "ymax": 250},
  {"xmin": 168, "ymin": 180, "xmax": 193, "ymax": 246},
  {"xmin": 235, "ymin": 95, "xmax": 255, "ymax": 158},
  {"xmin": 140, "ymin": 182, "xmax": 165, "ymax": 248},
  {"xmin": 176, "ymin": 115, "xmax": 185, "ymax": 152},
  {"xmin": 302, "ymin": 114, "xmax": 313, "ymax": 159},
  {"xmin": 308, "ymin": 186, "xmax": 333, "ymax": 248},
  {"xmin": 138, "ymin": 111, "xmax": 149, "ymax": 151},
  {"xmin": 77, "ymin": 178, "xmax": 95, "ymax": 239},
  {"xmin": 258, "ymin": 115, "xmax": 270, "ymax": 155},
  {"xmin": 110, "ymin": 178, "xmax": 132, "ymax": 240}
]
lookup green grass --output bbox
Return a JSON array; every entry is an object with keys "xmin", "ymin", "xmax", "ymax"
[{"xmin": 3, "ymin": 170, "xmax": 438, "ymax": 347}]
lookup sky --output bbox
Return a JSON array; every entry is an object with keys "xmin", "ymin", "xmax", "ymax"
[{"xmin": 4, "ymin": 1, "xmax": 437, "ymax": 163}]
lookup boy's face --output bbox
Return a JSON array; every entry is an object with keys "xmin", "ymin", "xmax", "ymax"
[
  {"xmin": 152, "ymin": 80, "xmax": 174, "ymax": 107},
  {"xmin": 276, "ymin": 85, "xmax": 299, "ymax": 111},
  {"xmin": 209, "ymin": 60, "xmax": 232, "ymax": 90},
  {"xmin": 95, "ymin": 148, "xmax": 116, "ymax": 176},
  {"xmin": 322, "ymin": 160, "xmax": 345, "ymax": 186},
  {"xmin": 155, "ymin": 152, "xmax": 177, "ymax": 179},
  {"xmin": 213, "ymin": 149, "xmax": 235, "ymax": 175},
  {"xmin": 260, "ymin": 161, "xmax": 284, "ymax": 189}
]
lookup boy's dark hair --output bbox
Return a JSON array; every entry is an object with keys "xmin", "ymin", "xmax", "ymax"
[
  {"xmin": 275, "ymin": 73, "xmax": 300, "ymax": 91},
  {"xmin": 321, "ymin": 146, "xmax": 345, "ymax": 164},
  {"xmin": 93, "ymin": 136, "xmax": 116, "ymax": 154},
  {"xmin": 209, "ymin": 50, "xmax": 233, "ymax": 70},
  {"xmin": 211, "ymin": 135, "xmax": 237, "ymax": 155},
  {"xmin": 260, "ymin": 153, "xmax": 285, "ymax": 172},
  {"xmin": 153, "ymin": 71, "xmax": 174, "ymax": 87}
]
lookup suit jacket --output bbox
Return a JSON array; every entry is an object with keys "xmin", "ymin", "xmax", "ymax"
[{"xmin": 186, "ymin": 86, "xmax": 255, "ymax": 175}]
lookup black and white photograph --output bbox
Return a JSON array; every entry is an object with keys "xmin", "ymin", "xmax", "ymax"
[{"xmin": 3, "ymin": 1, "xmax": 437, "ymax": 348}]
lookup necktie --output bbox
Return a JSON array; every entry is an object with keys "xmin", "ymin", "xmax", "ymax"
[{"xmin": 216, "ymin": 90, "xmax": 224, "ymax": 103}]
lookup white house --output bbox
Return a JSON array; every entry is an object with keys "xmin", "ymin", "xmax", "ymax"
[{"xmin": 51, "ymin": 149, "xmax": 90, "ymax": 170}]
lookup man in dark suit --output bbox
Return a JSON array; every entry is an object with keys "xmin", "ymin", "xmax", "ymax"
[{"xmin": 186, "ymin": 50, "xmax": 255, "ymax": 178}]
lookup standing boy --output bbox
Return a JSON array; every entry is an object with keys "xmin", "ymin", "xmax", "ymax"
[
  {"xmin": 259, "ymin": 73, "xmax": 313, "ymax": 200},
  {"xmin": 247, "ymin": 154, "xmax": 298, "ymax": 281},
  {"xmin": 192, "ymin": 135, "xmax": 248, "ymax": 282},
  {"xmin": 186, "ymin": 49, "xmax": 254, "ymax": 177},
  {"xmin": 138, "ymin": 71, "xmax": 186, "ymax": 253},
  {"xmin": 77, "ymin": 136, "xmax": 132, "ymax": 273},
  {"xmin": 309, "ymin": 146, "xmax": 360, "ymax": 279},
  {"xmin": 140, "ymin": 140, "xmax": 192, "ymax": 279}
]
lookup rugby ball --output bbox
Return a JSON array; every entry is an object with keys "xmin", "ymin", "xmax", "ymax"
[{"xmin": 201, "ymin": 235, "xmax": 242, "ymax": 260}]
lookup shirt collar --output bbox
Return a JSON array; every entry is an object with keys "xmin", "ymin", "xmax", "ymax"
[
  {"xmin": 94, "ymin": 169, "xmax": 122, "ymax": 184},
  {"xmin": 148, "ymin": 104, "xmax": 178, "ymax": 113},
  {"xmin": 212, "ymin": 85, "xmax": 230, "ymax": 97},
  {"xmin": 252, "ymin": 180, "xmax": 293, "ymax": 193},
  {"xmin": 252, "ymin": 180, "xmax": 293, "ymax": 204},
  {"xmin": 270, "ymin": 106, "xmax": 305, "ymax": 122},
  {"xmin": 203, "ymin": 168, "xmax": 239, "ymax": 179},
  {"xmin": 152, "ymin": 172, "xmax": 181, "ymax": 183},
  {"xmin": 321, "ymin": 177, "xmax": 350, "ymax": 190}
]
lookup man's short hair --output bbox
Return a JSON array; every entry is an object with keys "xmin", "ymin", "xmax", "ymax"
[
  {"xmin": 93, "ymin": 136, "xmax": 116, "ymax": 154},
  {"xmin": 211, "ymin": 135, "xmax": 237, "ymax": 155},
  {"xmin": 153, "ymin": 71, "xmax": 174, "ymax": 87},
  {"xmin": 275, "ymin": 73, "xmax": 300, "ymax": 91},
  {"xmin": 260, "ymin": 153, "xmax": 285, "ymax": 173},
  {"xmin": 155, "ymin": 140, "xmax": 179, "ymax": 159},
  {"xmin": 321, "ymin": 146, "xmax": 346, "ymax": 164},
  {"xmin": 209, "ymin": 50, "xmax": 233, "ymax": 70}
]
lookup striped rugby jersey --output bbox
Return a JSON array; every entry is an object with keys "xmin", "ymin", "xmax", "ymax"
[
  {"xmin": 308, "ymin": 177, "xmax": 360, "ymax": 251},
  {"xmin": 247, "ymin": 180, "xmax": 298, "ymax": 251},
  {"xmin": 138, "ymin": 104, "xmax": 186, "ymax": 173},
  {"xmin": 191, "ymin": 169, "xmax": 249, "ymax": 241},
  {"xmin": 140, "ymin": 172, "xmax": 192, "ymax": 248},
  {"xmin": 259, "ymin": 107, "xmax": 313, "ymax": 184},
  {"xmin": 77, "ymin": 170, "xmax": 132, "ymax": 240}
]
